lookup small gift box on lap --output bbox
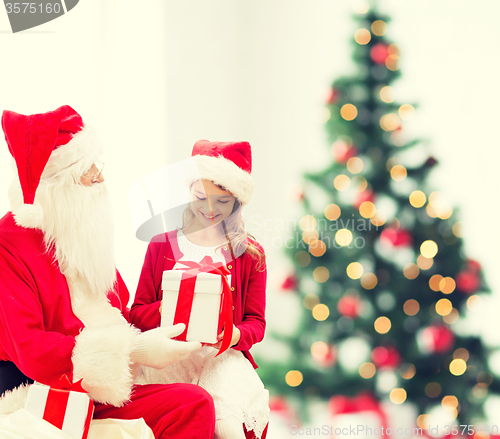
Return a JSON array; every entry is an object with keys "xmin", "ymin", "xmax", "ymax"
[
  {"xmin": 161, "ymin": 257, "xmax": 233, "ymax": 354},
  {"xmin": 24, "ymin": 376, "xmax": 94, "ymax": 439}
]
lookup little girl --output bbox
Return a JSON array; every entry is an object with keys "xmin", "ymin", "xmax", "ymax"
[{"xmin": 130, "ymin": 140, "xmax": 269, "ymax": 439}]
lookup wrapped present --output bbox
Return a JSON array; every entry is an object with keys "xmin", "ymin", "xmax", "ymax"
[
  {"xmin": 25, "ymin": 376, "xmax": 94, "ymax": 439},
  {"xmin": 329, "ymin": 392, "xmax": 388, "ymax": 439},
  {"xmin": 162, "ymin": 256, "xmax": 233, "ymax": 355}
]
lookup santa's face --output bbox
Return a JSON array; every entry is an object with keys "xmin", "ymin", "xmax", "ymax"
[
  {"xmin": 80, "ymin": 162, "xmax": 105, "ymax": 186},
  {"xmin": 190, "ymin": 179, "xmax": 236, "ymax": 227}
]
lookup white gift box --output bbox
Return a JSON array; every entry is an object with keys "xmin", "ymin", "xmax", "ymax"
[
  {"xmin": 161, "ymin": 270, "xmax": 223, "ymax": 343},
  {"xmin": 25, "ymin": 382, "xmax": 94, "ymax": 439}
]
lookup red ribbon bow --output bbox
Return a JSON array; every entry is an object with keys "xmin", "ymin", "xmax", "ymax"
[
  {"xmin": 174, "ymin": 256, "xmax": 234, "ymax": 356},
  {"xmin": 43, "ymin": 375, "xmax": 93, "ymax": 437}
]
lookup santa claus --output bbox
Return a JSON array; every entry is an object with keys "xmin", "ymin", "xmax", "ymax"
[{"xmin": 0, "ymin": 105, "xmax": 215, "ymax": 438}]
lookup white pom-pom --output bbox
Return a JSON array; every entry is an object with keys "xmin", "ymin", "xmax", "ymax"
[{"xmin": 12, "ymin": 204, "xmax": 44, "ymax": 229}]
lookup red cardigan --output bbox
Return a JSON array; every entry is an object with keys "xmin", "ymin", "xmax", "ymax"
[{"xmin": 130, "ymin": 231, "xmax": 267, "ymax": 369}]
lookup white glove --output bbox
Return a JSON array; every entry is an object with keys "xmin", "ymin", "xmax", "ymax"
[{"xmin": 131, "ymin": 324, "xmax": 201, "ymax": 369}]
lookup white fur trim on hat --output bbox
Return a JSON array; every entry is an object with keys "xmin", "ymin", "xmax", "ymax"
[
  {"xmin": 194, "ymin": 155, "xmax": 254, "ymax": 205},
  {"xmin": 43, "ymin": 123, "xmax": 103, "ymax": 179}
]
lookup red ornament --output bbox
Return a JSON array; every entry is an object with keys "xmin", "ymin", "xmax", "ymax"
[
  {"xmin": 370, "ymin": 44, "xmax": 390, "ymax": 64},
  {"xmin": 281, "ymin": 274, "xmax": 298, "ymax": 291},
  {"xmin": 326, "ymin": 88, "xmax": 342, "ymax": 105},
  {"xmin": 354, "ymin": 189, "xmax": 375, "ymax": 209},
  {"xmin": 466, "ymin": 259, "xmax": 481, "ymax": 273},
  {"xmin": 456, "ymin": 271, "xmax": 480, "ymax": 294},
  {"xmin": 419, "ymin": 325, "xmax": 455, "ymax": 354},
  {"xmin": 371, "ymin": 346, "xmax": 401, "ymax": 369},
  {"xmin": 332, "ymin": 140, "xmax": 358, "ymax": 164},
  {"xmin": 380, "ymin": 228, "xmax": 413, "ymax": 247},
  {"xmin": 338, "ymin": 295, "xmax": 362, "ymax": 318}
]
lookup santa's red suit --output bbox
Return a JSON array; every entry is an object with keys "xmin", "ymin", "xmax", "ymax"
[{"xmin": 0, "ymin": 106, "xmax": 215, "ymax": 438}]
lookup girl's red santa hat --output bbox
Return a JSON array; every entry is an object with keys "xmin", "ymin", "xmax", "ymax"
[
  {"xmin": 2, "ymin": 105, "xmax": 102, "ymax": 228},
  {"xmin": 191, "ymin": 139, "xmax": 254, "ymax": 205}
]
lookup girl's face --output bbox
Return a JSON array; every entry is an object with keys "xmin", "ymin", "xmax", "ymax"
[{"xmin": 190, "ymin": 180, "xmax": 236, "ymax": 227}]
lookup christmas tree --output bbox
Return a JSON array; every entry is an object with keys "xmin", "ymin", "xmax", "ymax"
[{"xmin": 258, "ymin": 5, "xmax": 498, "ymax": 429}]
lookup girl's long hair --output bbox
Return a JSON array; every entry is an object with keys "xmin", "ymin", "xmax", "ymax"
[{"xmin": 180, "ymin": 196, "xmax": 265, "ymax": 271}]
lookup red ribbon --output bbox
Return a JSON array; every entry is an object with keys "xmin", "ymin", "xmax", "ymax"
[
  {"xmin": 329, "ymin": 392, "xmax": 387, "ymax": 428},
  {"xmin": 173, "ymin": 256, "xmax": 233, "ymax": 356},
  {"xmin": 42, "ymin": 375, "xmax": 93, "ymax": 438}
]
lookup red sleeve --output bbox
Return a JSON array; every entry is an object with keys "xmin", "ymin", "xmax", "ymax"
[
  {"xmin": 0, "ymin": 248, "xmax": 76, "ymax": 385},
  {"xmin": 115, "ymin": 270, "xmax": 131, "ymax": 322},
  {"xmin": 129, "ymin": 242, "xmax": 162, "ymax": 331},
  {"xmin": 233, "ymin": 251, "xmax": 267, "ymax": 352}
]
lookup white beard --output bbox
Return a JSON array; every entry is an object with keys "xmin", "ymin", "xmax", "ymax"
[{"xmin": 9, "ymin": 174, "xmax": 116, "ymax": 302}]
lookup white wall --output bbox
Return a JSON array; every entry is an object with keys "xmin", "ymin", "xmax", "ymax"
[{"xmin": 1, "ymin": 0, "xmax": 499, "ymax": 328}]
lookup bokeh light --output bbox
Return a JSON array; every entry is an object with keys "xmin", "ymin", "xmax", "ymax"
[
  {"xmin": 399, "ymin": 104, "xmax": 415, "ymax": 120},
  {"xmin": 404, "ymin": 299, "xmax": 420, "ymax": 316},
  {"xmin": 303, "ymin": 293, "xmax": 320, "ymax": 310},
  {"xmin": 409, "ymin": 190, "xmax": 426, "ymax": 208},
  {"xmin": 309, "ymin": 239, "xmax": 327, "ymax": 257},
  {"xmin": 347, "ymin": 262, "xmax": 364, "ymax": 279},
  {"xmin": 449, "ymin": 359, "xmax": 467, "ymax": 376},
  {"xmin": 443, "ymin": 308, "xmax": 459, "ymax": 324},
  {"xmin": 374, "ymin": 316, "xmax": 391, "ymax": 334},
  {"xmin": 359, "ymin": 201, "xmax": 376, "ymax": 218},
  {"xmin": 380, "ymin": 113, "xmax": 400, "ymax": 131},
  {"xmin": 452, "ymin": 222, "xmax": 462, "ymax": 238},
  {"xmin": 300, "ymin": 215, "xmax": 317, "ymax": 231},
  {"xmin": 354, "ymin": 28, "xmax": 371, "ymax": 45},
  {"xmin": 347, "ymin": 157, "xmax": 364, "ymax": 174},
  {"xmin": 324, "ymin": 204, "xmax": 341, "ymax": 221},
  {"xmin": 380, "ymin": 86, "xmax": 396, "ymax": 103},
  {"xmin": 313, "ymin": 266, "xmax": 330, "ymax": 283},
  {"xmin": 359, "ymin": 362, "xmax": 376, "ymax": 379},
  {"xmin": 390, "ymin": 165, "xmax": 407, "ymax": 181},
  {"xmin": 311, "ymin": 341, "xmax": 328, "ymax": 359},
  {"xmin": 439, "ymin": 277, "xmax": 456, "ymax": 294},
  {"xmin": 361, "ymin": 273, "xmax": 378, "ymax": 289},
  {"xmin": 302, "ymin": 229, "xmax": 319, "ymax": 244},
  {"xmin": 400, "ymin": 363, "xmax": 416, "ymax": 379},
  {"xmin": 417, "ymin": 255, "xmax": 433, "ymax": 270},
  {"xmin": 467, "ymin": 295, "xmax": 482, "ymax": 311},
  {"xmin": 312, "ymin": 304, "xmax": 330, "ymax": 321},
  {"xmin": 420, "ymin": 240, "xmax": 438, "ymax": 258},
  {"xmin": 371, "ymin": 20, "xmax": 387, "ymax": 36},
  {"xmin": 336, "ymin": 229, "xmax": 353, "ymax": 246},
  {"xmin": 285, "ymin": 370, "xmax": 303, "ymax": 387},
  {"xmin": 403, "ymin": 263, "xmax": 419, "ymax": 280},
  {"xmin": 429, "ymin": 274, "xmax": 443, "ymax": 291},
  {"xmin": 334, "ymin": 174, "xmax": 351, "ymax": 191},
  {"xmin": 390, "ymin": 388, "xmax": 407, "ymax": 404},
  {"xmin": 453, "ymin": 348, "xmax": 470, "ymax": 361},
  {"xmin": 435, "ymin": 299, "xmax": 453, "ymax": 316},
  {"xmin": 341, "ymin": 104, "xmax": 358, "ymax": 121},
  {"xmin": 441, "ymin": 395, "xmax": 459, "ymax": 409}
]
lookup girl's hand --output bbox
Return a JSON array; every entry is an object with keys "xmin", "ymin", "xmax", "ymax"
[
  {"xmin": 159, "ymin": 300, "xmax": 162, "ymax": 315},
  {"xmin": 204, "ymin": 325, "xmax": 241, "ymax": 350}
]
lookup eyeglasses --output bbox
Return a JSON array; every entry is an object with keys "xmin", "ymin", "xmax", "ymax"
[{"xmin": 82, "ymin": 162, "xmax": 105, "ymax": 183}]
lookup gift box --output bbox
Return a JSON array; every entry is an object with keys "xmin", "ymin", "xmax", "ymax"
[
  {"xmin": 162, "ymin": 269, "xmax": 225, "ymax": 344},
  {"xmin": 25, "ymin": 378, "xmax": 94, "ymax": 439}
]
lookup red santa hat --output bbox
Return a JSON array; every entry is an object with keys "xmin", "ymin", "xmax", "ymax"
[
  {"xmin": 191, "ymin": 140, "xmax": 254, "ymax": 205},
  {"xmin": 2, "ymin": 105, "xmax": 102, "ymax": 227}
]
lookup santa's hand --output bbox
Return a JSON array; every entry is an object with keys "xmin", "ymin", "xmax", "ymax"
[{"xmin": 131, "ymin": 324, "xmax": 201, "ymax": 369}]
